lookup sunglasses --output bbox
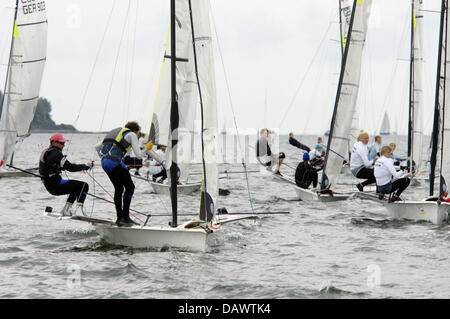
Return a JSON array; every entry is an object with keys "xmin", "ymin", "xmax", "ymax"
[{"xmin": 56, "ymin": 141, "xmax": 66, "ymax": 145}]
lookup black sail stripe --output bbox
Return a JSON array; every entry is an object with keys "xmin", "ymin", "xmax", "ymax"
[
  {"xmin": 22, "ymin": 57, "xmax": 46, "ymax": 64},
  {"xmin": 21, "ymin": 96, "xmax": 39, "ymax": 102},
  {"xmin": 17, "ymin": 20, "xmax": 47, "ymax": 27}
]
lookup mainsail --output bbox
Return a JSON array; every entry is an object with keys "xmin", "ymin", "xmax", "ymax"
[
  {"xmin": 379, "ymin": 112, "xmax": 390, "ymax": 135},
  {"xmin": 149, "ymin": 1, "xmax": 197, "ymax": 184},
  {"xmin": 190, "ymin": 0, "xmax": 219, "ymax": 223},
  {"xmin": 0, "ymin": 0, "xmax": 48, "ymax": 166},
  {"xmin": 321, "ymin": 0, "xmax": 372, "ymax": 190},
  {"xmin": 409, "ymin": 0, "xmax": 424, "ymax": 174}
]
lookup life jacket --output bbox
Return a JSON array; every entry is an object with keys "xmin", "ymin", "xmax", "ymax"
[
  {"xmin": 100, "ymin": 127, "xmax": 133, "ymax": 162},
  {"xmin": 39, "ymin": 146, "xmax": 63, "ymax": 182}
]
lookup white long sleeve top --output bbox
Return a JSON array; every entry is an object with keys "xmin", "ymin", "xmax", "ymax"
[
  {"xmin": 374, "ymin": 155, "xmax": 405, "ymax": 186},
  {"xmin": 350, "ymin": 141, "xmax": 372, "ymax": 171}
]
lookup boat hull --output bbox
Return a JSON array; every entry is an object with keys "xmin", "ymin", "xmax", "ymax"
[
  {"xmin": 94, "ymin": 223, "xmax": 209, "ymax": 251},
  {"xmin": 150, "ymin": 181, "xmax": 201, "ymax": 195},
  {"xmin": 385, "ymin": 200, "xmax": 450, "ymax": 224},
  {"xmin": 293, "ymin": 186, "xmax": 350, "ymax": 202}
]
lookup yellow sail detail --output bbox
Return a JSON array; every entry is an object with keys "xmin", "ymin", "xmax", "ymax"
[{"xmin": 13, "ymin": 21, "xmax": 19, "ymax": 38}]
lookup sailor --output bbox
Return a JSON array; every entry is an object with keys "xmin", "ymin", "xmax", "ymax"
[
  {"xmin": 295, "ymin": 152, "xmax": 321, "ymax": 189},
  {"xmin": 350, "ymin": 131, "xmax": 376, "ymax": 192},
  {"xmin": 368, "ymin": 135, "xmax": 382, "ymax": 160},
  {"xmin": 95, "ymin": 121, "xmax": 153, "ymax": 227},
  {"xmin": 374, "ymin": 145, "xmax": 411, "ymax": 202},
  {"xmin": 123, "ymin": 132, "xmax": 146, "ymax": 176},
  {"xmin": 288, "ymin": 132, "xmax": 311, "ymax": 152},
  {"xmin": 309, "ymin": 144, "xmax": 323, "ymax": 161},
  {"xmin": 39, "ymin": 133, "xmax": 92, "ymax": 217},
  {"xmin": 255, "ymin": 128, "xmax": 285, "ymax": 175},
  {"xmin": 149, "ymin": 144, "xmax": 168, "ymax": 183}
]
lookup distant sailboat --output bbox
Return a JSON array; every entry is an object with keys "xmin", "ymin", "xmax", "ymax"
[
  {"xmin": 0, "ymin": 0, "xmax": 48, "ymax": 177},
  {"xmin": 379, "ymin": 112, "xmax": 391, "ymax": 135}
]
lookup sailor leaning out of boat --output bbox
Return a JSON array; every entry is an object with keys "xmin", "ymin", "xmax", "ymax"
[
  {"xmin": 95, "ymin": 121, "xmax": 155, "ymax": 227},
  {"xmin": 256, "ymin": 128, "xmax": 285, "ymax": 175},
  {"xmin": 39, "ymin": 133, "xmax": 93, "ymax": 217},
  {"xmin": 374, "ymin": 145, "xmax": 411, "ymax": 202},
  {"xmin": 350, "ymin": 131, "xmax": 377, "ymax": 192}
]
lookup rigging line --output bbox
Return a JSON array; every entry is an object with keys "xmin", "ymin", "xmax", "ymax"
[
  {"xmin": 209, "ymin": 1, "xmax": 255, "ymax": 213},
  {"xmin": 65, "ymin": 0, "xmax": 118, "ymax": 155},
  {"xmin": 277, "ymin": 21, "xmax": 333, "ymax": 129},
  {"xmin": 99, "ymin": 0, "xmax": 132, "ymax": 132}
]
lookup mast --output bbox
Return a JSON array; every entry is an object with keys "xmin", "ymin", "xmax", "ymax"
[
  {"xmin": 339, "ymin": 0, "xmax": 344, "ymax": 57},
  {"xmin": 430, "ymin": 0, "xmax": 447, "ymax": 196},
  {"xmin": 321, "ymin": 0, "xmax": 357, "ymax": 189},
  {"xmin": 407, "ymin": 0, "xmax": 415, "ymax": 172},
  {"xmin": 169, "ymin": 0, "xmax": 178, "ymax": 227}
]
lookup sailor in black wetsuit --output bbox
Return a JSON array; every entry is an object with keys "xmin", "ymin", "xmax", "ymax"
[
  {"xmin": 39, "ymin": 133, "xmax": 91, "ymax": 216},
  {"xmin": 255, "ymin": 128, "xmax": 285, "ymax": 175},
  {"xmin": 288, "ymin": 132, "xmax": 311, "ymax": 152},
  {"xmin": 295, "ymin": 152, "xmax": 321, "ymax": 189},
  {"xmin": 95, "ymin": 121, "xmax": 154, "ymax": 227}
]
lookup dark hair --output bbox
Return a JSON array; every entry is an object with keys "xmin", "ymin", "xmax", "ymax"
[{"xmin": 125, "ymin": 121, "xmax": 141, "ymax": 133}]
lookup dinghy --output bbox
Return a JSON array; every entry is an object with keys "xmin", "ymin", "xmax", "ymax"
[
  {"xmin": 385, "ymin": 0, "xmax": 449, "ymax": 224},
  {"xmin": 85, "ymin": 0, "xmax": 257, "ymax": 251},
  {"xmin": 0, "ymin": 0, "xmax": 47, "ymax": 177},
  {"xmin": 300, "ymin": 0, "xmax": 372, "ymax": 202}
]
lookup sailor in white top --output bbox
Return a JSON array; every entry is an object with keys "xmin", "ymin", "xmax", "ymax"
[
  {"xmin": 374, "ymin": 145, "xmax": 411, "ymax": 202},
  {"xmin": 350, "ymin": 131, "xmax": 376, "ymax": 192},
  {"xmin": 309, "ymin": 144, "xmax": 323, "ymax": 161}
]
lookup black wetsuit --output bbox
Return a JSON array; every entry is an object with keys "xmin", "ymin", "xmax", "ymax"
[
  {"xmin": 289, "ymin": 137, "xmax": 311, "ymax": 152},
  {"xmin": 295, "ymin": 160, "xmax": 319, "ymax": 189},
  {"xmin": 39, "ymin": 145, "xmax": 90, "ymax": 203}
]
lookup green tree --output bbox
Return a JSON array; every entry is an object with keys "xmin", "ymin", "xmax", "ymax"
[{"xmin": 0, "ymin": 90, "xmax": 77, "ymax": 131}]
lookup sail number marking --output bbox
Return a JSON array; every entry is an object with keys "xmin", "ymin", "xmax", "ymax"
[{"xmin": 21, "ymin": 0, "xmax": 46, "ymax": 15}]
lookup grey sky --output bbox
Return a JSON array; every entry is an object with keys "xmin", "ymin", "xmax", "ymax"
[{"xmin": 0, "ymin": 0, "xmax": 444, "ymax": 135}]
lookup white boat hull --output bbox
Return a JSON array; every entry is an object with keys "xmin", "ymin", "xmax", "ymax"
[
  {"xmin": 150, "ymin": 181, "xmax": 201, "ymax": 195},
  {"xmin": 293, "ymin": 186, "xmax": 350, "ymax": 202},
  {"xmin": 94, "ymin": 222, "xmax": 210, "ymax": 251},
  {"xmin": 385, "ymin": 200, "xmax": 450, "ymax": 224}
]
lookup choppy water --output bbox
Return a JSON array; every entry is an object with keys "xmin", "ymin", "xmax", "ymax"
[{"xmin": 1, "ymin": 132, "xmax": 449, "ymax": 299}]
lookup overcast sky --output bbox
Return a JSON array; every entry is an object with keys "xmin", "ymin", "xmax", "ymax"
[{"xmin": 0, "ymin": 0, "xmax": 444, "ymax": 135}]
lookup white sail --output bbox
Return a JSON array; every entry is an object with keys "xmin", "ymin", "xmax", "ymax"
[
  {"xmin": 152, "ymin": 0, "xmax": 193, "ymax": 186},
  {"xmin": 177, "ymin": 50, "xmax": 198, "ymax": 183},
  {"xmin": 411, "ymin": 0, "xmax": 424, "ymax": 173},
  {"xmin": 150, "ymin": 0, "xmax": 192, "ymax": 148},
  {"xmin": 342, "ymin": 0, "xmax": 360, "ymax": 154},
  {"xmin": 379, "ymin": 112, "xmax": 390, "ymax": 135},
  {"xmin": 0, "ymin": 0, "xmax": 47, "ymax": 166},
  {"xmin": 322, "ymin": 0, "xmax": 372, "ymax": 189},
  {"xmin": 191, "ymin": 0, "xmax": 219, "ymax": 223}
]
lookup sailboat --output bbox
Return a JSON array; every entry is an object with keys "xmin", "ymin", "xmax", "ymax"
[
  {"xmin": 91, "ymin": 0, "xmax": 258, "ymax": 250},
  {"xmin": 379, "ymin": 112, "xmax": 391, "ymax": 135},
  {"xmin": 385, "ymin": 0, "xmax": 450, "ymax": 224},
  {"xmin": 294, "ymin": 0, "xmax": 372, "ymax": 202},
  {"xmin": 0, "ymin": 0, "xmax": 48, "ymax": 177}
]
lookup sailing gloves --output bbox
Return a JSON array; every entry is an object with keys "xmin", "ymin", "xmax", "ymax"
[{"xmin": 146, "ymin": 141, "xmax": 153, "ymax": 151}]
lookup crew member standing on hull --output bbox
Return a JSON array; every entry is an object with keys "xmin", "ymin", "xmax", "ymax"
[
  {"xmin": 39, "ymin": 133, "xmax": 92, "ymax": 217},
  {"xmin": 95, "ymin": 121, "xmax": 153, "ymax": 227}
]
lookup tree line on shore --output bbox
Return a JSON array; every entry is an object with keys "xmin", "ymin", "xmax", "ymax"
[{"xmin": 0, "ymin": 90, "xmax": 76, "ymax": 131}]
